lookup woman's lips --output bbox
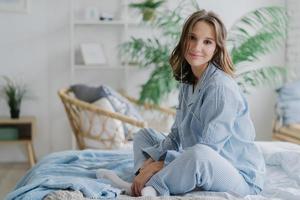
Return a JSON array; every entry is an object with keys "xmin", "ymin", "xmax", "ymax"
[{"xmin": 189, "ymin": 52, "xmax": 203, "ymax": 58}]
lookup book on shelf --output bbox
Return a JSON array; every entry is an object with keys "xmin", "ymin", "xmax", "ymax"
[{"xmin": 80, "ymin": 43, "xmax": 106, "ymax": 65}]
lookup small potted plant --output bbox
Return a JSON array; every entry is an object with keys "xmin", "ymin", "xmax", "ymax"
[
  {"xmin": 129, "ymin": 0, "xmax": 165, "ymax": 21},
  {"xmin": 0, "ymin": 76, "xmax": 28, "ymax": 119}
]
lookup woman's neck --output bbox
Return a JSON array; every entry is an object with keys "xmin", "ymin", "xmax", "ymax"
[
  {"xmin": 191, "ymin": 62, "xmax": 209, "ymax": 80},
  {"xmin": 191, "ymin": 62, "xmax": 209, "ymax": 92}
]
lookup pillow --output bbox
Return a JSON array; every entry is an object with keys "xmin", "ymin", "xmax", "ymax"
[
  {"xmin": 81, "ymin": 98, "xmax": 125, "ymax": 149},
  {"xmin": 276, "ymin": 80, "xmax": 300, "ymax": 125},
  {"xmin": 71, "ymin": 84, "xmax": 103, "ymax": 103},
  {"xmin": 100, "ymin": 85, "xmax": 143, "ymax": 139},
  {"xmin": 71, "ymin": 84, "xmax": 143, "ymax": 140}
]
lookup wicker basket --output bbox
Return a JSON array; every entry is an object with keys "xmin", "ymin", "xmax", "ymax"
[{"xmin": 58, "ymin": 88, "xmax": 176, "ymax": 149}]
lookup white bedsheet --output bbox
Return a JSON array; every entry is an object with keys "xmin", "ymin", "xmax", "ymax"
[
  {"xmin": 188, "ymin": 142, "xmax": 300, "ymax": 200},
  {"xmin": 256, "ymin": 142, "xmax": 300, "ymax": 200}
]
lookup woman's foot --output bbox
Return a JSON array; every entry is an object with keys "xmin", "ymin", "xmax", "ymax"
[
  {"xmin": 141, "ymin": 186, "xmax": 158, "ymax": 197},
  {"xmin": 96, "ymin": 169, "xmax": 131, "ymax": 195},
  {"xmin": 96, "ymin": 169, "xmax": 158, "ymax": 197}
]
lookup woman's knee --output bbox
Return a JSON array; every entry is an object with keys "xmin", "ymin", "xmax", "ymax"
[
  {"xmin": 133, "ymin": 128, "xmax": 149, "ymax": 145},
  {"xmin": 134, "ymin": 127, "xmax": 156, "ymax": 139},
  {"xmin": 133, "ymin": 128, "xmax": 164, "ymax": 145},
  {"xmin": 185, "ymin": 144, "xmax": 217, "ymax": 161},
  {"xmin": 133, "ymin": 128, "xmax": 147, "ymax": 140}
]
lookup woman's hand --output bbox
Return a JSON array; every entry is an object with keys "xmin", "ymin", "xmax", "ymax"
[
  {"xmin": 141, "ymin": 158, "xmax": 154, "ymax": 169},
  {"xmin": 131, "ymin": 161, "xmax": 164, "ymax": 196}
]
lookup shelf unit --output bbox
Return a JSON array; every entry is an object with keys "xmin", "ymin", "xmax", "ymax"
[
  {"xmin": 69, "ymin": 0, "xmax": 142, "ymax": 89},
  {"xmin": 69, "ymin": 0, "xmax": 145, "ymax": 148}
]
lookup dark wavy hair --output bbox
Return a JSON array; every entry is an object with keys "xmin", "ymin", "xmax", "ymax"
[{"xmin": 169, "ymin": 10, "xmax": 235, "ymax": 84}]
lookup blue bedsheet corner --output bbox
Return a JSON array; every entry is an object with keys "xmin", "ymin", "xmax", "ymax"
[{"xmin": 5, "ymin": 150, "xmax": 134, "ymax": 200}]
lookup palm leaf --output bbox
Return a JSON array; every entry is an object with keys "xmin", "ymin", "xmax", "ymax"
[
  {"xmin": 228, "ymin": 6, "xmax": 287, "ymax": 66},
  {"xmin": 236, "ymin": 66, "xmax": 288, "ymax": 93},
  {"xmin": 120, "ymin": 37, "xmax": 170, "ymax": 68}
]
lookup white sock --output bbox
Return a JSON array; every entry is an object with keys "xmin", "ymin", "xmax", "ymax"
[
  {"xmin": 96, "ymin": 169, "xmax": 131, "ymax": 195},
  {"xmin": 141, "ymin": 186, "xmax": 158, "ymax": 197}
]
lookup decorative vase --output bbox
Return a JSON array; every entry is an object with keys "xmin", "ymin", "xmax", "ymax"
[{"xmin": 10, "ymin": 109, "xmax": 20, "ymax": 119}]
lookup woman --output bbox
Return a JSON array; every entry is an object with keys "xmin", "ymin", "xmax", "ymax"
[{"xmin": 97, "ymin": 10, "xmax": 265, "ymax": 197}]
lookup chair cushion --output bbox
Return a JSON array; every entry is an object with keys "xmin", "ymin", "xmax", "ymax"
[
  {"xmin": 81, "ymin": 98, "xmax": 125, "ymax": 149},
  {"xmin": 71, "ymin": 84, "xmax": 143, "ymax": 140}
]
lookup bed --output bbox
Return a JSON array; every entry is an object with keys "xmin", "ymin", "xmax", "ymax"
[{"xmin": 5, "ymin": 141, "xmax": 300, "ymax": 200}]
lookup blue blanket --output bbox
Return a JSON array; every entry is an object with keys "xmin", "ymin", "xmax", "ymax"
[{"xmin": 5, "ymin": 150, "xmax": 134, "ymax": 200}]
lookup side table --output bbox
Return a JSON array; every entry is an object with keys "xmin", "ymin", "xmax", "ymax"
[{"xmin": 0, "ymin": 116, "xmax": 36, "ymax": 167}]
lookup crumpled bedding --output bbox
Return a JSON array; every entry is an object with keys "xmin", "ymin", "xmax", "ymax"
[
  {"xmin": 256, "ymin": 142, "xmax": 300, "ymax": 200},
  {"xmin": 44, "ymin": 190, "xmax": 240, "ymax": 200},
  {"xmin": 6, "ymin": 142, "xmax": 300, "ymax": 200}
]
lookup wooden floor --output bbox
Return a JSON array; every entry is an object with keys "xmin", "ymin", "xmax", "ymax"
[{"xmin": 0, "ymin": 163, "xmax": 29, "ymax": 199}]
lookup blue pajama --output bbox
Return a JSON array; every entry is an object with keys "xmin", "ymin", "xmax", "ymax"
[
  {"xmin": 133, "ymin": 62, "xmax": 265, "ymax": 196},
  {"xmin": 133, "ymin": 129, "xmax": 256, "ymax": 196}
]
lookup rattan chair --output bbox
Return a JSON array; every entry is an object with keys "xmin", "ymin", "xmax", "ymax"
[{"xmin": 58, "ymin": 88, "xmax": 176, "ymax": 149}]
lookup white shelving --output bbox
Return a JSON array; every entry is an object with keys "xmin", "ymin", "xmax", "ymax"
[
  {"xmin": 74, "ymin": 20, "xmax": 129, "ymax": 25},
  {"xmin": 73, "ymin": 65, "xmax": 125, "ymax": 70},
  {"xmin": 69, "ymin": 0, "xmax": 138, "ymax": 148},
  {"xmin": 69, "ymin": 0, "xmax": 138, "ymax": 88}
]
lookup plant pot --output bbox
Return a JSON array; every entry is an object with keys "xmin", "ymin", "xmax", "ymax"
[
  {"xmin": 143, "ymin": 8, "xmax": 155, "ymax": 21},
  {"xmin": 10, "ymin": 109, "xmax": 20, "ymax": 119}
]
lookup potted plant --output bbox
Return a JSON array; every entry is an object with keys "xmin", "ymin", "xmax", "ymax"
[
  {"xmin": 0, "ymin": 76, "xmax": 28, "ymax": 118},
  {"xmin": 129, "ymin": 0, "xmax": 165, "ymax": 21},
  {"xmin": 120, "ymin": 1, "xmax": 288, "ymax": 104}
]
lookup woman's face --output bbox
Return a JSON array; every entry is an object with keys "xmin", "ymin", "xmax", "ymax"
[{"xmin": 184, "ymin": 21, "xmax": 217, "ymax": 71}]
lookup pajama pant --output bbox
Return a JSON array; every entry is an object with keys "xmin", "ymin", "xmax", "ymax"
[{"xmin": 133, "ymin": 128, "xmax": 258, "ymax": 196}]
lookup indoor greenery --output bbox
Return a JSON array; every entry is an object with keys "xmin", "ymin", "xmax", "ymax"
[
  {"xmin": 0, "ymin": 76, "xmax": 28, "ymax": 118},
  {"xmin": 129, "ymin": 0, "xmax": 165, "ymax": 21},
  {"xmin": 121, "ymin": 1, "xmax": 288, "ymax": 104}
]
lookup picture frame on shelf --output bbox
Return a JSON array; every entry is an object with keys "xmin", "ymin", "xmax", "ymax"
[
  {"xmin": 84, "ymin": 6, "xmax": 99, "ymax": 21},
  {"xmin": 80, "ymin": 43, "xmax": 107, "ymax": 66},
  {"xmin": 0, "ymin": 0, "xmax": 30, "ymax": 13}
]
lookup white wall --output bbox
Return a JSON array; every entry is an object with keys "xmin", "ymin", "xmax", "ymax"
[
  {"xmin": 0, "ymin": 0, "xmax": 287, "ymax": 162},
  {"xmin": 286, "ymin": 0, "xmax": 300, "ymax": 77},
  {"xmin": 0, "ymin": 0, "xmax": 71, "ymax": 162},
  {"xmin": 0, "ymin": 0, "xmax": 51, "ymax": 162}
]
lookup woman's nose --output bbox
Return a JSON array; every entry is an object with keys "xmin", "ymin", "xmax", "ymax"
[{"xmin": 195, "ymin": 41, "xmax": 204, "ymax": 51}]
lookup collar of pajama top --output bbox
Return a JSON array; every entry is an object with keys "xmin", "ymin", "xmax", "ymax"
[{"xmin": 142, "ymin": 62, "xmax": 266, "ymax": 191}]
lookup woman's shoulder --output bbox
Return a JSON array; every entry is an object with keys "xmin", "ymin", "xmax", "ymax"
[
  {"xmin": 202, "ymin": 64, "xmax": 243, "ymax": 100},
  {"xmin": 202, "ymin": 65, "xmax": 247, "ymax": 107},
  {"xmin": 207, "ymin": 64, "xmax": 239, "ymax": 91}
]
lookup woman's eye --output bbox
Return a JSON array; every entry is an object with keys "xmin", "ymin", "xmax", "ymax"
[
  {"xmin": 189, "ymin": 35, "xmax": 197, "ymax": 41},
  {"xmin": 204, "ymin": 40, "xmax": 212, "ymax": 45}
]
